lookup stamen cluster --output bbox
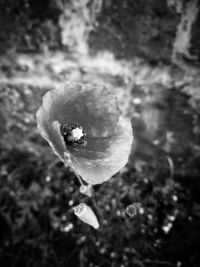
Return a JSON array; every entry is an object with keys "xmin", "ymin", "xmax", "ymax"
[{"xmin": 61, "ymin": 123, "xmax": 87, "ymax": 146}]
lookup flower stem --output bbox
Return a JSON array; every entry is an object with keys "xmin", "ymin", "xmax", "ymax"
[{"xmin": 76, "ymin": 174, "xmax": 84, "ymax": 185}]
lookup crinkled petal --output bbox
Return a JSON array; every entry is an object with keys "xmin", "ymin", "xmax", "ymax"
[
  {"xmin": 36, "ymin": 106, "xmax": 67, "ymax": 161},
  {"xmin": 41, "ymin": 82, "xmax": 120, "ymax": 138},
  {"xmin": 70, "ymin": 117, "xmax": 133, "ymax": 184}
]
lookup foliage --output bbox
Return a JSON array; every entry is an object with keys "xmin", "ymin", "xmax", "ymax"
[
  {"xmin": 0, "ymin": 83, "xmax": 200, "ymax": 267},
  {"xmin": 1, "ymin": 1, "xmax": 200, "ymax": 267}
]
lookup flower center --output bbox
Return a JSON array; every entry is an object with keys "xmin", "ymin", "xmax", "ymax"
[{"xmin": 61, "ymin": 122, "xmax": 87, "ymax": 147}]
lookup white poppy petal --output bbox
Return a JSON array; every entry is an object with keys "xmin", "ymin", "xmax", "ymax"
[{"xmin": 70, "ymin": 117, "xmax": 133, "ymax": 184}]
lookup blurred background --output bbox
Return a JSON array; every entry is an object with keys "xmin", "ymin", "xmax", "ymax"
[{"xmin": 0, "ymin": 0, "xmax": 200, "ymax": 266}]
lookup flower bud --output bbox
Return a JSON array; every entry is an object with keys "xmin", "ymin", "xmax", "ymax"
[{"xmin": 73, "ymin": 203, "xmax": 99, "ymax": 229}]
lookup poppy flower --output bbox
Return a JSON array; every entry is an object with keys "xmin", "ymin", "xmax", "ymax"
[{"xmin": 36, "ymin": 82, "xmax": 133, "ymax": 184}]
